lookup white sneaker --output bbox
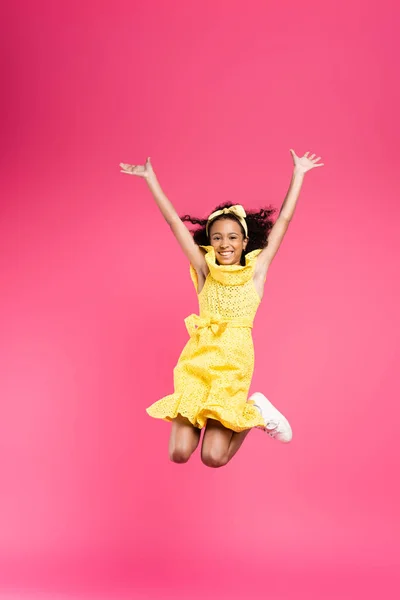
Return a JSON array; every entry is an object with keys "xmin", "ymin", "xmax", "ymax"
[{"xmin": 249, "ymin": 392, "xmax": 292, "ymax": 443}]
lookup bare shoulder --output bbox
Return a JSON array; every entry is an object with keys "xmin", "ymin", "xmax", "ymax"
[
  {"xmin": 253, "ymin": 253, "xmax": 270, "ymax": 301},
  {"xmin": 197, "ymin": 246, "xmax": 209, "ymax": 276},
  {"xmin": 192, "ymin": 247, "xmax": 209, "ymax": 294},
  {"xmin": 253, "ymin": 250, "xmax": 270, "ymax": 278}
]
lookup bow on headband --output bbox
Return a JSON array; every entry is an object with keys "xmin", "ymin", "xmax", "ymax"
[{"xmin": 206, "ymin": 204, "xmax": 248, "ymax": 237}]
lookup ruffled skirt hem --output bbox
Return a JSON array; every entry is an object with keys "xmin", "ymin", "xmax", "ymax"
[{"xmin": 146, "ymin": 393, "xmax": 265, "ymax": 433}]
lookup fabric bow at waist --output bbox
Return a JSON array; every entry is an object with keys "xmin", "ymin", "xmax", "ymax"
[{"xmin": 184, "ymin": 313, "xmax": 254, "ymax": 337}]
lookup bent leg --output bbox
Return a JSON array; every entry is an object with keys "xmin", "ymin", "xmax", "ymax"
[
  {"xmin": 201, "ymin": 419, "xmax": 251, "ymax": 468},
  {"xmin": 169, "ymin": 415, "xmax": 201, "ymax": 464}
]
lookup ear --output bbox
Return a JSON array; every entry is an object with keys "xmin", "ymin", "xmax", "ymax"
[{"xmin": 243, "ymin": 237, "xmax": 249, "ymax": 250}]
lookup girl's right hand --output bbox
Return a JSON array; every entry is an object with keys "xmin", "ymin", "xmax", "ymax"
[{"xmin": 119, "ymin": 157, "xmax": 154, "ymax": 179}]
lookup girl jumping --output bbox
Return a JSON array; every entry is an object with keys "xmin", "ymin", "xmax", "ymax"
[{"xmin": 120, "ymin": 150, "xmax": 324, "ymax": 468}]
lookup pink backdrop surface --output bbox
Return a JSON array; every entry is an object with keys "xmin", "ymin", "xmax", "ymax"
[{"xmin": 1, "ymin": 1, "xmax": 399, "ymax": 599}]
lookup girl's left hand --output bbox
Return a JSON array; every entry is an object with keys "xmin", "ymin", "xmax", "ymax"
[{"xmin": 290, "ymin": 149, "xmax": 324, "ymax": 174}]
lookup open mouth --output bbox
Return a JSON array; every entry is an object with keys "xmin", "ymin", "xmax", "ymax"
[{"xmin": 218, "ymin": 251, "xmax": 234, "ymax": 257}]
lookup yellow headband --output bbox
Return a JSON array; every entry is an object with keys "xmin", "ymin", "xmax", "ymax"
[{"xmin": 206, "ymin": 204, "xmax": 248, "ymax": 237}]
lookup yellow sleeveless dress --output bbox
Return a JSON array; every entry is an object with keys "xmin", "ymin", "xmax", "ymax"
[{"xmin": 146, "ymin": 245, "xmax": 266, "ymax": 432}]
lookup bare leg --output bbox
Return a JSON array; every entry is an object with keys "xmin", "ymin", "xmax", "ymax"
[
  {"xmin": 169, "ymin": 415, "xmax": 201, "ymax": 464},
  {"xmin": 201, "ymin": 418, "xmax": 252, "ymax": 468},
  {"xmin": 227, "ymin": 429, "xmax": 252, "ymax": 460}
]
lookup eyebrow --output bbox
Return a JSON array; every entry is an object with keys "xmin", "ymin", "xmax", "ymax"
[{"xmin": 211, "ymin": 231, "xmax": 239, "ymax": 236}]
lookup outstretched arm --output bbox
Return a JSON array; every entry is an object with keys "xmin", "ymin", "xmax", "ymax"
[
  {"xmin": 120, "ymin": 158, "xmax": 207, "ymax": 275},
  {"xmin": 255, "ymin": 150, "xmax": 324, "ymax": 276}
]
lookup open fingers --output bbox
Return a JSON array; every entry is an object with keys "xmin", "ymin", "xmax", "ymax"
[
  {"xmin": 312, "ymin": 156, "xmax": 324, "ymax": 167},
  {"xmin": 303, "ymin": 152, "xmax": 324, "ymax": 167},
  {"xmin": 119, "ymin": 163, "xmax": 147, "ymax": 176}
]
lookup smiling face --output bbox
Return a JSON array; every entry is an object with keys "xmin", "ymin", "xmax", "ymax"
[{"xmin": 208, "ymin": 217, "xmax": 248, "ymax": 265}]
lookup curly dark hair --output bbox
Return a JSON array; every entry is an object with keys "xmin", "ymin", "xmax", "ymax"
[{"xmin": 180, "ymin": 201, "xmax": 278, "ymax": 256}]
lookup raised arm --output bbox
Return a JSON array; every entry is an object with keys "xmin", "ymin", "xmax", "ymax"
[
  {"xmin": 255, "ymin": 150, "xmax": 324, "ymax": 278},
  {"xmin": 120, "ymin": 157, "xmax": 207, "ymax": 275}
]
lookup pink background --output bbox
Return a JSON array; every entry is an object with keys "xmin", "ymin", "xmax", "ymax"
[{"xmin": 1, "ymin": 1, "xmax": 399, "ymax": 598}]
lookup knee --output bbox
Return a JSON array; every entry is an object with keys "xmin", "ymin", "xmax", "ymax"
[
  {"xmin": 169, "ymin": 446, "xmax": 192, "ymax": 464},
  {"xmin": 201, "ymin": 449, "xmax": 229, "ymax": 469}
]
